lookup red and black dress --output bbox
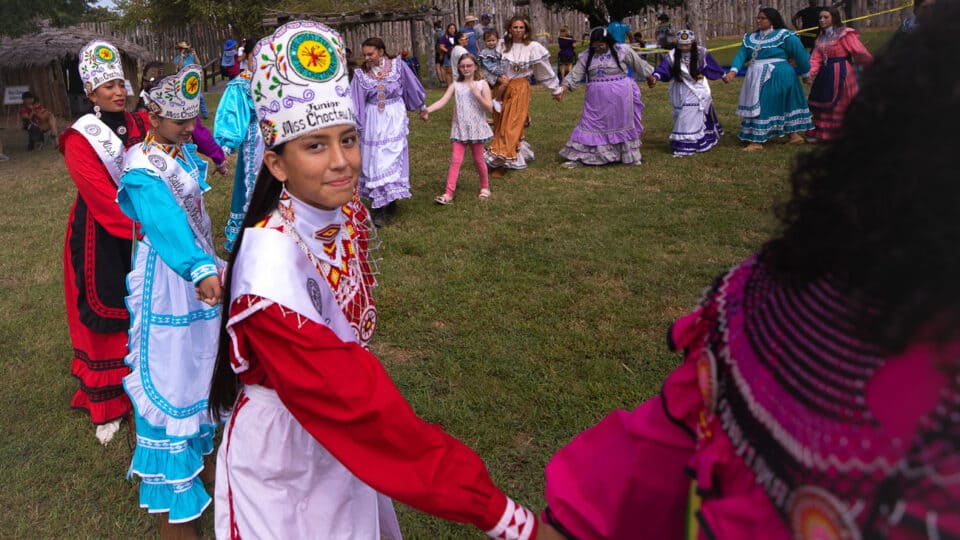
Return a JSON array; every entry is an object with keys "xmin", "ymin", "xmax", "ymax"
[{"xmin": 60, "ymin": 110, "xmax": 148, "ymax": 425}]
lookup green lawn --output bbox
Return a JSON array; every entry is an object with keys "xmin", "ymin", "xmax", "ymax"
[{"xmin": 0, "ymin": 30, "xmax": 890, "ymax": 538}]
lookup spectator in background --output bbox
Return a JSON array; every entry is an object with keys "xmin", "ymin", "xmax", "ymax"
[
  {"xmin": 439, "ymin": 23, "xmax": 458, "ymax": 85},
  {"xmin": 175, "ymin": 41, "xmax": 209, "ymax": 118},
  {"xmin": 237, "ymin": 37, "xmax": 256, "ymax": 72},
  {"xmin": 477, "ymin": 13, "xmax": 492, "ymax": 40},
  {"xmin": 20, "ymin": 91, "xmax": 58, "ymax": 150},
  {"xmin": 655, "ymin": 14, "xmax": 675, "ymax": 49},
  {"xmin": 557, "ymin": 26, "xmax": 576, "ymax": 81},
  {"xmin": 400, "ymin": 50, "xmax": 421, "ymax": 78},
  {"xmin": 461, "ymin": 14, "xmax": 480, "ymax": 56},
  {"xmin": 221, "ymin": 39, "xmax": 241, "ymax": 80},
  {"xmin": 433, "ymin": 20, "xmax": 446, "ymax": 86},
  {"xmin": 793, "ymin": 0, "xmax": 823, "ymax": 50},
  {"xmin": 450, "ymin": 32, "xmax": 470, "ymax": 74},
  {"xmin": 898, "ymin": 0, "xmax": 936, "ymax": 35}
]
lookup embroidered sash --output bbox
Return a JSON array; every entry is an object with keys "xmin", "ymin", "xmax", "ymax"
[
  {"xmin": 72, "ymin": 114, "xmax": 126, "ymax": 186},
  {"xmin": 669, "ymin": 50, "xmax": 712, "ymax": 109},
  {"xmin": 124, "ymin": 145, "xmax": 216, "ymax": 257}
]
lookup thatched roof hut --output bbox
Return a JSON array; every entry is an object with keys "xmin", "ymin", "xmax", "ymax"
[{"xmin": 0, "ymin": 23, "xmax": 152, "ymax": 125}]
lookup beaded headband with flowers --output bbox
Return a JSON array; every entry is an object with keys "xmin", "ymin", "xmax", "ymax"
[
  {"xmin": 249, "ymin": 20, "xmax": 354, "ymax": 148},
  {"xmin": 144, "ymin": 65, "xmax": 202, "ymax": 120},
  {"xmin": 79, "ymin": 40, "xmax": 125, "ymax": 94},
  {"xmin": 676, "ymin": 29, "xmax": 696, "ymax": 45}
]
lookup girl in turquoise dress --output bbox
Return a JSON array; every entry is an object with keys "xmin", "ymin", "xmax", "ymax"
[
  {"xmin": 118, "ymin": 65, "xmax": 222, "ymax": 538},
  {"xmin": 722, "ymin": 8, "xmax": 813, "ymax": 150}
]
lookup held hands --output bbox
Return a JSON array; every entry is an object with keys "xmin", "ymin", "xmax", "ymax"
[
  {"xmin": 214, "ymin": 162, "xmax": 229, "ymax": 176},
  {"xmin": 722, "ymin": 71, "xmax": 735, "ymax": 84},
  {"xmin": 646, "ymin": 75, "xmax": 657, "ymax": 88},
  {"xmin": 195, "ymin": 275, "xmax": 222, "ymax": 306},
  {"xmin": 802, "ymin": 76, "xmax": 811, "ymax": 85},
  {"xmin": 419, "ymin": 110, "xmax": 429, "ymax": 122},
  {"xmin": 553, "ymin": 86, "xmax": 565, "ymax": 102}
]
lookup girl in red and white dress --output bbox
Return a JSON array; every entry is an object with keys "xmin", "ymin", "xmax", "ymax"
[{"xmin": 208, "ymin": 21, "xmax": 541, "ymax": 540}]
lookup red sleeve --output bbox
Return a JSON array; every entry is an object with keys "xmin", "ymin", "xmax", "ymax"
[
  {"xmin": 230, "ymin": 298, "xmax": 534, "ymax": 537},
  {"xmin": 841, "ymin": 31, "xmax": 873, "ymax": 67},
  {"xmin": 809, "ymin": 45, "xmax": 824, "ymax": 80},
  {"xmin": 60, "ymin": 130, "xmax": 135, "ymax": 240}
]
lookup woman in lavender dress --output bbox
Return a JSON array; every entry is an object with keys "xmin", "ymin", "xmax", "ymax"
[
  {"xmin": 555, "ymin": 27, "xmax": 653, "ymax": 168},
  {"xmin": 350, "ymin": 37, "xmax": 426, "ymax": 227}
]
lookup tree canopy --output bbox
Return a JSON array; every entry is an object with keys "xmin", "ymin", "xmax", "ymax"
[
  {"xmin": 114, "ymin": 0, "xmax": 269, "ymax": 36},
  {"xmin": 541, "ymin": 0, "xmax": 684, "ymax": 27},
  {"xmin": 0, "ymin": 0, "xmax": 94, "ymax": 37}
]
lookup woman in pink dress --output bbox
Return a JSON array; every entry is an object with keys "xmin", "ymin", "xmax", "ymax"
[
  {"xmin": 536, "ymin": 4, "xmax": 959, "ymax": 538},
  {"xmin": 806, "ymin": 6, "xmax": 872, "ymax": 141}
]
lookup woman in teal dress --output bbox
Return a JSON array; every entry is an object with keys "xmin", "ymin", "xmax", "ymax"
[
  {"xmin": 213, "ymin": 68, "xmax": 264, "ymax": 252},
  {"xmin": 722, "ymin": 8, "xmax": 813, "ymax": 151}
]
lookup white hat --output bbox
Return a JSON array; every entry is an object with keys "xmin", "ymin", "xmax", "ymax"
[
  {"xmin": 79, "ymin": 40, "xmax": 125, "ymax": 93},
  {"xmin": 250, "ymin": 20, "xmax": 354, "ymax": 148},
  {"xmin": 676, "ymin": 29, "xmax": 696, "ymax": 45},
  {"xmin": 145, "ymin": 64, "xmax": 202, "ymax": 120}
]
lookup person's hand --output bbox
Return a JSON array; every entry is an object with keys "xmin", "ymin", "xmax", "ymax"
[
  {"xmin": 802, "ymin": 76, "xmax": 811, "ymax": 84},
  {"xmin": 646, "ymin": 75, "xmax": 657, "ymax": 88},
  {"xmin": 419, "ymin": 110, "xmax": 429, "ymax": 122},
  {"xmin": 215, "ymin": 162, "xmax": 229, "ymax": 176},
  {"xmin": 553, "ymin": 87, "xmax": 565, "ymax": 102},
  {"xmin": 195, "ymin": 275, "xmax": 222, "ymax": 306},
  {"xmin": 534, "ymin": 519, "xmax": 566, "ymax": 540},
  {"xmin": 722, "ymin": 71, "xmax": 735, "ymax": 83}
]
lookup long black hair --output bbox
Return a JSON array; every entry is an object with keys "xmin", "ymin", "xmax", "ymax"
[
  {"xmin": 670, "ymin": 41, "xmax": 700, "ymax": 81},
  {"xmin": 585, "ymin": 27, "xmax": 622, "ymax": 82},
  {"xmin": 767, "ymin": 0, "xmax": 960, "ymax": 353},
  {"xmin": 759, "ymin": 8, "xmax": 788, "ymax": 30},
  {"xmin": 208, "ymin": 144, "xmax": 287, "ymax": 420}
]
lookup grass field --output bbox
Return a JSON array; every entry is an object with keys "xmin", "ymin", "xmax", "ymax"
[{"xmin": 0, "ymin": 30, "xmax": 892, "ymax": 538}]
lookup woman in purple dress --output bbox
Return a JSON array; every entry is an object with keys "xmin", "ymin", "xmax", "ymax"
[
  {"xmin": 555, "ymin": 27, "xmax": 654, "ymax": 168},
  {"xmin": 647, "ymin": 30, "xmax": 727, "ymax": 156},
  {"xmin": 350, "ymin": 37, "xmax": 427, "ymax": 227}
]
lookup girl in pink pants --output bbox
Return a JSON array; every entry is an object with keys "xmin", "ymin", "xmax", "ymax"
[{"xmin": 422, "ymin": 54, "xmax": 494, "ymax": 204}]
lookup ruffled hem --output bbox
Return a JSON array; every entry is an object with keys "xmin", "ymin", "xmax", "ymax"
[
  {"xmin": 360, "ymin": 183, "xmax": 412, "ymax": 209},
  {"xmin": 559, "ymin": 140, "xmax": 642, "ymax": 166},
  {"xmin": 450, "ymin": 137, "xmax": 492, "ymax": 144},
  {"xmin": 737, "ymin": 111, "xmax": 813, "ymax": 142},
  {"xmin": 137, "ymin": 475, "xmax": 212, "ymax": 523},
  {"xmin": 71, "ymin": 357, "xmax": 129, "ymax": 389},
  {"xmin": 128, "ymin": 418, "xmax": 215, "ymax": 483},
  {"xmin": 485, "ymin": 139, "xmax": 535, "ymax": 170},
  {"xmin": 566, "ymin": 128, "xmax": 643, "ymax": 148},
  {"xmin": 70, "ymin": 388, "xmax": 131, "ymax": 425}
]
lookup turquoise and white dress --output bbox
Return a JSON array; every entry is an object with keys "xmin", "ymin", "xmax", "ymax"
[
  {"xmin": 729, "ymin": 28, "xmax": 813, "ymax": 142},
  {"xmin": 213, "ymin": 71, "xmax": 264, "ymax": 252},
  {"xmin": 118, "ymin": 136, "xmax": 223, "ymax": 523}
]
